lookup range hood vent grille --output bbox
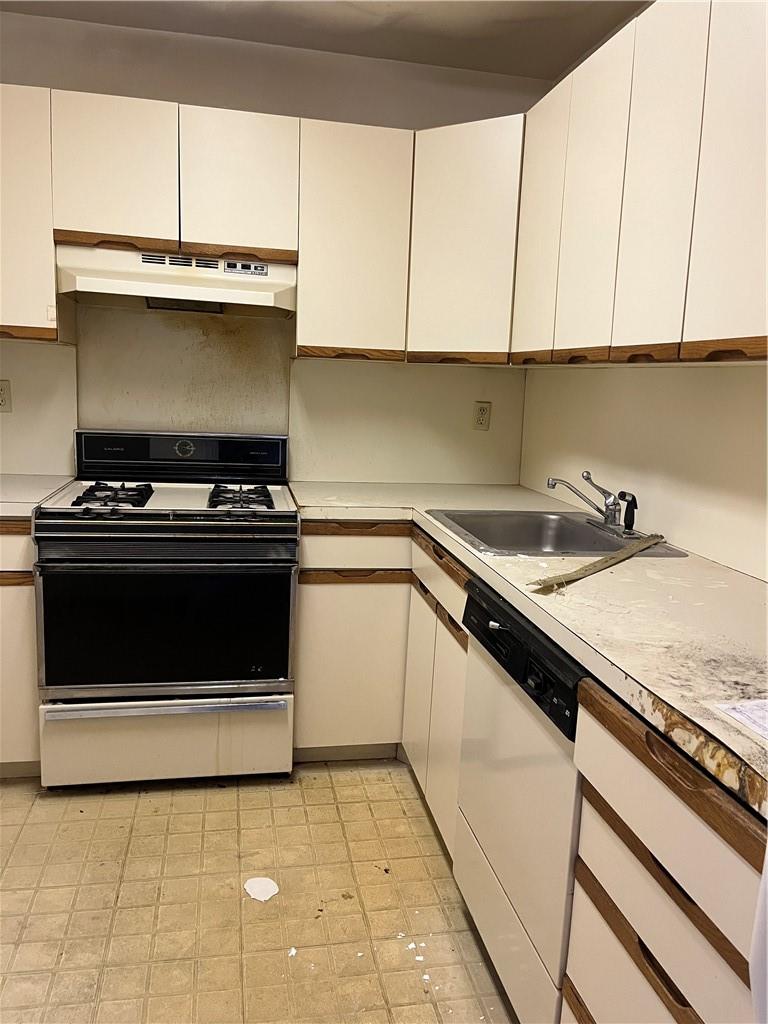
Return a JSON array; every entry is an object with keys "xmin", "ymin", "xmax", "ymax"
[
  {"xmin": 141, "ymin": 253, "xmax": 166, "ymax": 265},
  {"xmin": 169, "ymin": 255, "xmax": 193, "ymax": 267},
  {"xmin": 195, "ymin": 258, "xmax": 219, "ymax": 269}
]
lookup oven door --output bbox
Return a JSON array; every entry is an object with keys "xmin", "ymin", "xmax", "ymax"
[{"xmin": 36, "ymin": 562, "xmax": 296, "ymax": 699}]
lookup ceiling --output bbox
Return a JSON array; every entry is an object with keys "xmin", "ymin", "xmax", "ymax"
[{"xmin": 0, "ymin": 1, "xmax": 647, "ymax": 81}]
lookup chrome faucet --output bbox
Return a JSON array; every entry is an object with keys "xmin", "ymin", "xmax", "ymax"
[{"xmin": 547, "ymin": 470, "xmax": 623, "ymax": 528}]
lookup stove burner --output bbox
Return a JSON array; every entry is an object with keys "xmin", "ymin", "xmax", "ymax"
[
  {"xmin": 208, "ymin": 484, "xmax": 275, "ymax": 511},
  {"xmin": 72, "ymin": 482, "xmax": 154, "ymax": 508}
]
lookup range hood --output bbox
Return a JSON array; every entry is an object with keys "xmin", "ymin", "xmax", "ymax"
[{"xmin": 56, "ymin": 245, "xmax": 296, "ymax": 318}]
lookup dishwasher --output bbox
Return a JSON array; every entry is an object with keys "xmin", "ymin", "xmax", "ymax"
[{"xmin": 454, "ymin": 578, "xmax": 583, "ymax": 1024}]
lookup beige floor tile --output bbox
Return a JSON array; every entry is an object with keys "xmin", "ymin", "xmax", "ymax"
[
  {"xmin": 331, "ymin": 940, "xmax": 375, "ymax": 978},
  {"xmin": 116, "ymin": 883, "xmax": 159, "ymax": 909},
  {"xmin": 376, "ymin": 819, "xmax": 413, "ymax": 839},
  {"xmin": 1, "ymin": 913, "xmax": 24, "ymax": 942},
  {"xmin": 8, "ymin": 843, "xmax": 50, "ymax": 867},
  {"xmin": 325, "ymin": 914, "xmax": 367, "ymax": 944},
  {"xmin": 112, "ymin": 908, "xmax": 155, "ymax": 937},
  {"xmin": 304, "ymin": 802, "xmax": 336, "ymax": 820},
  {"xmin": 151, "ymin": 929, "xmax": 197, "ymax": 961},
  {"xmin": 169, "ymin": 814, "xmax": 203, "ymax": 834},
  {"xmin": 424, "ymin": 965, "xmax": 473, "ymax": 1001},
  {"xmin": 243, "ymin": 984, "xmax": 286, "ymax": 1023},
  {"xmin": 23, "ymin": 913, "xmax": 70, "ymax": 941},
  {"xmin": 0, "ymin": 889, "xmax": 33, "ymax": 916},
  {"xmin": 122, "ymin": 858, "xmax": 161, "ymax": 882},
  {"xmin": 68, "ymin": 912, "xmax": 113, "ymax": 940},
  {"xmin": 43, "ymin": 1000, "xmax": 96, "ymax": 1023},
  {"xmin": 95, "ymin": 998, "xmax": 143, "ymax": 1023},
  {"xmin": 282, "ymin": 917, "xmax": 326, "ymax": 949},
  {"xmin": 107, "ymin": 933, "xmax": 152, "ymax": 965},
  {"xmin": 286, "ymin": 944, "xmax": 331, "ymax": 981},
  {"xmin": 1, "ymin": 865, "xmax": 44, "ymax": 889},
  {"xmin": 157, "ymin": 902, "xmax": 197, "ymax": 933},
  {"xmin": 269, "ymin": 790, "xmax": 302, "ymax": 810},
  {"xmin": 31, "ymin": 889, "xmax": 76, "ymax": 915},
  {"xmin": 243, "ymin": 950, "xmax": 288, "ymax": 989},
  {"xmin": 149, "ymin": 959, "xmax": 195, "ymax": 995},
  {"xmin": 160, "ymin": 878, "xmax": 200, "ymax": 905},
  {"xmin": 366, "ymin": 909, "xmax": 409, "ymax": 940},
  {"xmin": 336, "ymin": 975, "xmax": 386, "ymax": 1013},
  {"xmin": 404, "ymin": 908, "xmax": 449, "ymax": 935},
  {"xmin": 197, "ymin": 988, "xmax": 244, "ymax": 1023},
  {"xmin": 391, "ymin": 1004, "xmax": 439, "ymax": 1024},
  {"xmin": 312, "ymin": 843, "xmax": 349, "ymax": 865},
  {"xmin": 58, "ymin": 937, "xmax": 107, "ymax": 969},
  {"xmin": 163, "ymin": 853, "xmax": 202, "ymax": 877},
  {"xmin": 166, "ymin": 833, "xmax": 201, "ymax": 855},
  {"xmin": 10, "ymin": 940, "xmax": 61, "ymax": 972},
  {"xmin": 0, "ymin": 971, "xmax": 52, "ymax": 1008},
  {"xmin": 199, "ymin": 926, "xmax": 242, "ymax": 957},
  {"xmin": 272, "ymin": 807, "xmax": 305, "ymax": 827},
  {"xmin": 101, "ymin": 965, "xmax": 148, "ymax": 1001},
  {"xmin": 389, "ymin": 860, "xmax": 429, "ymax": 883},
  {"xmin": 75, "ymin": 885, "xmax": 118, "ymax": 911},
  {"xmin": 381, "ymin": 970, "xmax": 432, "ymax": 1008},
  {"xmin": 48, "ymin": 970, "xmax": 100, "ymax": 1005},
  {"xmin": 237, "ymin": 790, "xmax": 270, "ymax": 811},
  {"xmin": 200, "ymin": 899, "xmax": 240, "ymax": 931},
  {"xmin": 39, "ymin": 865, "xmax": 83, "ymax": 889},
  {"xmin": 383, "ymin": 839, "xmax": 421, "ymax": 860},
  {"xmin": 241, "ymin": 922, "xmax": 284, "ymax": 954},
  {"xmin": 146, "ymin": 993, "xmax": 193, "ymax": 1023},
  {"xmin": 290, "ymin": 979, "xmax": 339, "ymax": 1020},
  {"xmin": 196, "ymin": 955, "xmax": 242, "ymax": 991},
  {"xmin": 360, "ymin": 885, "xmax": 399, "ymax": 913},
  {"xmin": 436, "ymin": 998, "xmax": 486, "ymax": 1023},
  {"xmin": 81, "ymin": 863, "xmax": 121, "ymax": 886}
]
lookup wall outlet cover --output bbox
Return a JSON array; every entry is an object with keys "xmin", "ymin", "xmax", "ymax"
[
  {"xmin": 0, "ymin": 380, "xmax": 11, "ymax": 413},
  {"xmin": 473, "ymin": 400, "xmax": 491, "ymax": 431}
]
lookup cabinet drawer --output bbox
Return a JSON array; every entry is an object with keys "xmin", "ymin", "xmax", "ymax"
[
  {"xmin": 575, "ymin": 684, "xmax": 765, "ymax": 958},
  {"xmin": 453, "ymin": 810, "xmax": 560, "ymax": 1024},
  {"xmin": 411, "ymin": 536, "xmax": 468, "ymax": 624},
  {"xmin": 567, "ymin": 879, "xmax": 677, "ymax": 1024},
  {"xmin": 300, "ymin": 534, "xmax": 411, "ymax": 569},
  {"xmin": 579, "ymin": 797, "xmax": 753, "ymax": 1023},
  {"xmin": 0, "ymin": 533, "xmax": 34, "ymax": 571},
  {"xmin": 40, "ymin": 696, "xmax": 293, "ymax": 786}
]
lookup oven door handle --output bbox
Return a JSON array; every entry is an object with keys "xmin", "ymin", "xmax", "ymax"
[
  {"xmin": 35, "ymin": 563, "xmax": 296, "ymax": 574},
  {"xmin": 44, "ymin": 700, "xmax": 289, "ymax": 721}
]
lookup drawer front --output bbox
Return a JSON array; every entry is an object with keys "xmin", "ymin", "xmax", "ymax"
[
  {"xmin": 575, "ymin": 701, "xmax": 763, "ymax": 957},
  {"xmin": 411, "ymin": 539, "xmax": 468, "ymax": 623},
  {"xmin": 0, "ymin": 533, "xmax": 34, "ymax": 571},
  {"xmin": 300, "ymin": 534, "xmax": 411, "ymax": 569},
  {"xmin": 453, "ymin": 810, "xmax": 560, "ymax": 1024},
  {"xmin": 579, "ymin": 799, "xmax": 753, "ymax": 1023},
  {"xmin": 40, "ymin": 696, "xmax": 293, "ymax": 786},
  {"xmin": 567, "ymin": 881, "xmax": 676, "ymax": 1024}
]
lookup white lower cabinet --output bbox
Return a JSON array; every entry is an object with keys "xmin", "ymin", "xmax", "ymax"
[
  {"xmin": 294, "ymin": 580, "xmax": 409, "ymax": 749},
  {"xmin": 424, "ymin": 619, "xmax": 467, "ymax": 855},
  {"xmin": 401, "ymin": 585, "xmax": 438, "ymax": 789},
  {"xmin": 39, "ymin": 696, "xmax": 293, "ymax": 787},
  {"xmin": 0, "ymin": 584, "xmax": 40, "ymax": 767}
]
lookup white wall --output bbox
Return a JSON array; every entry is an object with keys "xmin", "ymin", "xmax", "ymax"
[
  {"xmin": 0, "ymin": 339, "xmax": 77, "ymax": 474},
  {"xmin": 289, "ymin": 359, "xmax": 525, "ymax": 484},
  {"xmin": 0, "ymin": 12, "xmax": 550, "ymax": 130},
  {"xmin": 520, "ymin": 365, "xmax": 767, "ymax": 579},
  {"xmin": 76, "ymin": 306, "xmax": 293, "ymax": 434}
]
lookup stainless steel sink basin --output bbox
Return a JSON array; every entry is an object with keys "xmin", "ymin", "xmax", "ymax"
[{"xmin": 426, "ymin": 510, "xmax": 686, "ymax": 558}]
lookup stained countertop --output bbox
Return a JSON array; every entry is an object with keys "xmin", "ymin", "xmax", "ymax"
[
  {"xmin": 0, "ymin": 474, "xmax": 73, "ymax": 518},
  {"xmin": 291, "ymin": 480, "xmax": 768, "ymax": 817}
]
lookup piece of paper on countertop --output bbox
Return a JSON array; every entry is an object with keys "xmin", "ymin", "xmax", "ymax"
[
  {"xmin": 716, "ymin": 699, "xmax": 768, "ymax": 741},
  {"xmin": 243, "ymin": 877, "xmax": 279, "ymax": 902}
]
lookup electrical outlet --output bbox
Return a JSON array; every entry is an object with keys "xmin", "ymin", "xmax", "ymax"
[
  {"xmin": 0, "ymin": 380, "xmax": 11, "ymax": 413},
  {"xmin": 473, "ymin": 400, "xmax": 491, "ymax": 431}
]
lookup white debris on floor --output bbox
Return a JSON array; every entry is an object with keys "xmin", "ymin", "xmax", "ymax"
[{"xmin": 243, "ymin": 875, "xmax": 280, "ymax": 901}]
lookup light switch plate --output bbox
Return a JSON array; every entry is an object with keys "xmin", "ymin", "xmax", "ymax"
[
  {"xmin": 473, "ymin": 400, "xmax": 491, "ymax": 430},
  {"xmin": 0, "ymin": 380, "xmax": 11, "ymax": 413}
]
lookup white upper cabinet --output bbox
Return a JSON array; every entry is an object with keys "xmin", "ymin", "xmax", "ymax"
[
  {"xmin": 297, "ymin": 119, "xmax": 413, "ymax": 356},
  {"xmin": 408, "ymin": 115, "xmax": 524, "ymax": 361},
  {"xmin": 612, "ymin": 1, "xmax": 710, "ymax": 353},
  {"xmin": 510, "ymin": 77, "xmax": 572, "ymax": 362},
  {"xmin": 0, "ymin": 84, "xmax": 56, "ymax": 337},
  {"xmin": 51, "ymin": 90, "xmax": 179, "ymax": 245},
  {"xmin": 683, "ymin": 1, "xmax": 767, "ymax": 349},
  {"xmin": 180, "ymin": 105, "xmax": 299, "ymax": 256},
  {"xmin": 554, "ymin": 22, "xmax": 635, "ymax": 354}
]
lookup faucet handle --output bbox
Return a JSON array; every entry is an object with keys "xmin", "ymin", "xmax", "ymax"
[{"xmin": 581, "ymin": 470, "xmax": 617, "ymax": 504}]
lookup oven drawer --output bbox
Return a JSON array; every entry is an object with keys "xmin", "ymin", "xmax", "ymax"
[
  {"xmin": 453, "ymin": 810, "xmax": 560, "ymax": 1024},
  {"xmin": 40, "ymin": 695, "xmax": 293, "ymax": 786}
]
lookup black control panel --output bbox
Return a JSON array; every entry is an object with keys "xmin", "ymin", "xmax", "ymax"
[
  {"xmin": 462, "ymin": 578, "xmax": 582, "ymax": 740},
  {"xmin": 76, "ymin": 431, "xmax": 287, "ymax": 484}
]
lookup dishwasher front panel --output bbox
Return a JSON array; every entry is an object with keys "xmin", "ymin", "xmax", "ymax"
[{"xmin": 457, "ymin": 638, "xmax": 581, "ymax": 985}]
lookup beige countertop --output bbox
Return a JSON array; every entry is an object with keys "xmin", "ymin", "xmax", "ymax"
[
  {"xmin": 291, "ymin": 480, "xmax": 768, "ymax": 817},
  {"xmin": 0, "ymin": 474, "xmax": 73, "ymax": 519}
]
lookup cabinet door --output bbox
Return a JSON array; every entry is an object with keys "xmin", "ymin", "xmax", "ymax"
[
  {"xmin": 180, "ymin": 105, "xmax": 299, "ymax": 258},
  {"xmin": 293, "ymin": 579, "xmax": 409, "ymax": 748},
  {"xmin": 612, "ymin": 1, "xmax": 710, "ymax": 355},
  {"xmin": 51, "ymin": 90, "xmax": 179, "ymax": 247},
  {"xmin": 408, "ymin": 115, "xmax": 524, "ymax": 362},
  {"xmin": 683, "ymin": 1, "xmax": 767, "ymax": 353},
  {"xmin": 554, "ymin": 22, "xmax": 635, "ymax": 356},
  {"xmin": 510, "ymin": 77, "xmax": 572, "ymax": 362},
  {"xmin": 402, "ymin": 585, "xmax": 437, "ymax": 790},
  {"xmin": 0, "ymin": 584, "xmax": 40, "ymax": 766},
  {"xmin": 425, "ymin": 619, "xmax": 467, "ymax": 855},
  {"xmin": 0, "ymin": 85, "xmax": 56, "ymax": 338},
  {"xmin": 297, "ymin": 119, "xmax": 413, "ymax": 357}
]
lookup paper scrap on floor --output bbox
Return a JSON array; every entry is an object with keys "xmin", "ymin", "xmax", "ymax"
[
  {"xmin": 244, "ymin": 876, "xmax": 279, "ymax": 902},
  {"xmin": 716, "ymin": 699, "xmax": 768, "ymax": 741}
]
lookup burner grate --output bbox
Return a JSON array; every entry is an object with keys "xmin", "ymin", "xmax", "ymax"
[
  {"xmin": 72, "ymin": 482, "xmax": 154, "ymax": 508},
  {"xmin": 208, "ymin": 484, "xmax": 274, "ymax": 511}
]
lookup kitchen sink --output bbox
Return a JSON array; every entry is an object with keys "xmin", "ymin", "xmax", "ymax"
[{"xmin": 426, "ymin": 510, "xmax": 686, "ymax": 558}]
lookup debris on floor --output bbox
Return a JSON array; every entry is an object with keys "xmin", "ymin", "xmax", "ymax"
[{"xmin": 243, "ymin": 875, "xmax": 279, "ymax": 901}]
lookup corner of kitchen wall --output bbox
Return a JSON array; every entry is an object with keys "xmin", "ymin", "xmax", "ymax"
[{"xmin": 519, "ymin": 364, "xmax": 768, "ymax": 579}]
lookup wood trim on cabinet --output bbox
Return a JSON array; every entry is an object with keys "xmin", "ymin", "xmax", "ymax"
[
  {"xmin": 581, "ymin": 779, "xmax": 750, "ymax": 987},
  {"xmin": 296, "ymin": 346, "xmax": 406, "ymax": 361},
  {"xmin": 412, "ymin": 526, "xmax": 472, "ymax": 591},
  {"xmin": 436, "ymin": 603, "xmax": 468, "ymax": 651},
  {"xmin": 302, "ymin": 520, "xmax": 412, "ymax": 537},
  {"xmin": 552, "ymin": 347, "xmax": 611, "ymax": 364},
  {"xmin": 561, "ymin": 976, "xmax": 596, "ymax": 1024},
  {"xmin": 0, "ymin": 325, "xmax": 57, "ymax": 342},
  {"xmin": 298, "ymin": 569, "xmax": 410, "ymax": 585},
  {"xmin": 53, "ymin": 228, "xmax": 179, "ymax": 254},
  {"xmin": 0, "ymin": 519, "xmax": 32, "ymax": 536},
  {"xmin": 410, "ymin": 573, "xmax": 438, "ymax": 614},
  {"xmin": 0, "ymin": 572, "xmax": 34, "ymax": 586},
  {"xmin": 679, "ymin": 336, "xmax": 768, "ymax": 362},
  {"xmin": 406, "ymin": 350, "xmax": 510, "ymax": 365},
  {"xmin": 510, "ymin": 349, "xmax": 553, "ymax": 365},
  {"xmin": 609, "ymin": 343, "xmax": 680, "ymax": 363},
  {"xmin": 180, "ymin": 241, "xmax": 298, "ymax": 266},
  {"xmin": 579, "ymin": 678, "xmax": 767, "ymax": 871},
  {"xmin": 575, "ymin": 859, "xmax": 703, "ymax": 1024}
]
